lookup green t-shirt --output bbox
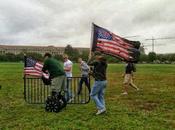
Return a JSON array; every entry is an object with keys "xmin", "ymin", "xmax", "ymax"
[{"xmin": 42, "ymin": 58, "xmax": 65, "ymax": 78}]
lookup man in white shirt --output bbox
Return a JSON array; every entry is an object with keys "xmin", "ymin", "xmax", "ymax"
[
  {"xmin": 63, "ymin": 54, "xmax": 73, "ymax": 102},
  {"xmin": 64, "ymin": 55, "xmax": 73, "ymax": 77}
]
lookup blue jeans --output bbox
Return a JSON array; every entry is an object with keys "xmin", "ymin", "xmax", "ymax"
[
  {"xmin": 90, "ymin": 80, "xmax": 107, "ymax": 110},
  {"xmin": 65, "ymin": 78, "xmax": 73, "ymax": 101}
]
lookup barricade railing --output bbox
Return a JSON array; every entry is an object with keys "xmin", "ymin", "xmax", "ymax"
[{"xmin": 24, "ymin": 76, "xmax": 91, "ymax": 104}]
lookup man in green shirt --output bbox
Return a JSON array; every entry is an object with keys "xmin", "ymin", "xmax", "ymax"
[{"xmin": 42, "ymin": 53, "xmax": 66, "ymax": 94}]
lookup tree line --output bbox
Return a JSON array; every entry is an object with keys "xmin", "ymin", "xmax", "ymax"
[
  {"xmin": 0, "ymin": 45, "xmax": 175, "ymax": 63},
  {"xmin": 139, "ymin": 52, "xmax": 175, "ymax": 64}
]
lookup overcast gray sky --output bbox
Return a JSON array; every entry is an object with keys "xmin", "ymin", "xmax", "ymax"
[{"xmin": 0, "ymin": 0, "xmax": 175, "ymax": 54}]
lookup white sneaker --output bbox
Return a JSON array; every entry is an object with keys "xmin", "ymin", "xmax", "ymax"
[
  {"xmin": 80, "ymin": 100, "xmax": 85, "ymax": 103},
  {"xmin": 68, "ymin": 97, "xmax": 74, "ymax": 103},
  {"xmin": 121, "ymin": 92, "xmax": 128, "ymax": 95},
  {"xmin": 96, "ymin": 108, "xmax": 106, "ymax": 115}
]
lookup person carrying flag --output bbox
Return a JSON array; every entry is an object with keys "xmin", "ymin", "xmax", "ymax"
[{"xmin": 88, "ymin": 53, "xmax": 107, "ymax": 115}]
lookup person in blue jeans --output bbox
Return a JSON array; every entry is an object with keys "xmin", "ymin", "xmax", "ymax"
[
  {"xmin": 63, "ymin": 54, "xmax": 74, "ymax": 102},
  {"xmin": 88, "ymin": 54, "xmax": 107, "ymax": 115}
]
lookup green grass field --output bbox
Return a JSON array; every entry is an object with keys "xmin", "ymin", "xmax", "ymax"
[{"xmin": 0, "ymin": 63, "xmax": 175, "ymax": 130}]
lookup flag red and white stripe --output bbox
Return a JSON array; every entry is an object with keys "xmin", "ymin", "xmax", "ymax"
[
  {"xmin": 24, "ymin": 57, "xmax": 49, "ymax": 79},
  {"xmin": 91, "ymin": 23, "xmax": 140, "ymax": 62}
]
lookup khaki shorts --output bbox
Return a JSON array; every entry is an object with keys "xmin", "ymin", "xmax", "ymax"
[
  {"xmin": 51, "ymin": 75, "xmax": 66, "ymax": 92},
  {"xmin": 123, "ymin": 74, "xmax": 133, "ymax": 84}
]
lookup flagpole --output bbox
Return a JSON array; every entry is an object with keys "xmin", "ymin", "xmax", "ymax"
[
  {"xmin": 24, "ymin": 54, "xmax": 27, "ymax": 101},
  {"xmin": 89, "ymin": 22, "xmax": 94, "ymax": 60}
]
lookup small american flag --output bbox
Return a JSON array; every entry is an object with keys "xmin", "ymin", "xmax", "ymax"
[
  {"xmin": 91, "ymin": 23, "xmax": 140, "ymax": 62},
  {"xmin": 24, "ymin": 57, "xmax": 49, "ymax": 79}
]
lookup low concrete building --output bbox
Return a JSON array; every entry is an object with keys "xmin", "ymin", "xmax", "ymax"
[{"xmin": 0, "ymin": 45, "xmax": 89, "ymax": 55}]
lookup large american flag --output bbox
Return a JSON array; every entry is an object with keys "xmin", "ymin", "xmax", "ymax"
[
  {"xmin": 24, "ymin": 57, "xmax": 49, "ymax": 78},
  {"xmin": 91, "ymin": 23, "xmax": 140, "ymax": 62}
]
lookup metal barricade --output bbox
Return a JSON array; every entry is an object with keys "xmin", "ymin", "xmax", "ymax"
[{"xmin": 24, "ymin": 76, "xmax": 91, "ymax": 104}]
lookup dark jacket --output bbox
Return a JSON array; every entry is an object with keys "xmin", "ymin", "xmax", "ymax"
[
  {"xmin": 88, "ymin": 60, "xmax": 107, "ymax": 81},
  {"xmin": 125, "ymin": 62, "xmax": 135, "ymax": 74}
]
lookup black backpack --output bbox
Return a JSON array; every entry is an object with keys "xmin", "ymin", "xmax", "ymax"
[
  {"xmin": 45, "ymin": 91, "xmax": 67, "ymax": 113},
  {"xmin": 41, "ymin": 75, "xmax": 51, "ymax": 85}
]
